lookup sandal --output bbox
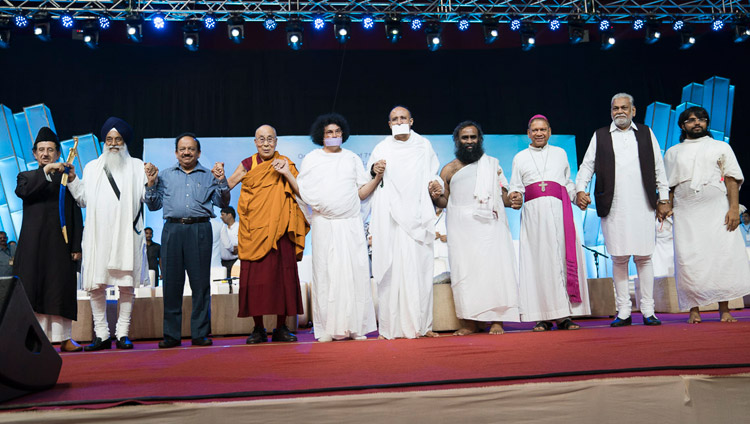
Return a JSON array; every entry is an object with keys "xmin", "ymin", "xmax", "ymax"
[
  {"xmin": 557, "ymin": 318, "xmax": 580, "ymax": 330},
  {"xmin": 533, "ymin": 321, "xmax": 553, "ymax": 332}
]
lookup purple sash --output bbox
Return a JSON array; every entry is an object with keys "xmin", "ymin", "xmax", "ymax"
[{"xmin": 524, "ymin": 180, "xmax": 581, "ymax": 303}]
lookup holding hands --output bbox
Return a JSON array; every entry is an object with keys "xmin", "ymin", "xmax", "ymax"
[
  {"xmin": 144, "ymin": 162, "xmax": 159, "ymax": 187},
  {"xmin": 509, "ymin": 192, "xmax": 523, "ymax": 210},
  {"xmin": 272, "ymin": 158, "xmax": 291, "ymax": 177},
  {"xmin": 212, "ymin": 162, "xmax": 225, "ymax": 180},
  {"xmin": 575, "ymin": 191, "xmax": 591, "ymax": 210},
  {"xmin": 372, "ymin": 159, "xmax": 386, "ymax": 177},
  {"xmin": 428, "ymin": 180, "xmax": 443, "ymax": 200}
]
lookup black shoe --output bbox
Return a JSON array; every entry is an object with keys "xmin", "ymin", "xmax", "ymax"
[
  {"xmin": 642, "ymin": 315, "xmax": 662, "ymax": 326},
  {"xmin": 84, "ymin": 337, "xmax": 112, "ymax": 351},
  {"xmin": 158, "ymin": 337, "xmax": 181, "ymax": 349},
  {"xmin": 115, "ymin": 336, "xmax": 134, "ymax": 349},
  {"xmin": 610, "ymin": 316, "xmax": 632, "ymax": 327},
  {"xmin": 191, "ymin": 337, "xmax": 213, "ymax": 346},
  {"xmin": 246, "ymin": 327, "xmax": 268, "ymax": 344},
  {"xmin": 272, "ymin": 325, "xmax": 298, "ymax": 342}
]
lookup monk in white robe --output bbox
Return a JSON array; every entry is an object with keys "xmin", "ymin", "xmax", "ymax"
[
  {"xmin": 575, "ymin": 93, "xmax": 671, "ymax": 327},
  {"xmin": 68, "ymin": 117, "xmax": 147, "ymax": 350},
  {"xmin": 434, "ymin": 121, "xmax": 520, "ymax": 335},
  {"xmin": 509, "ymin": 115, "xmax": 590, "ymax": 331},
  {"xmin": 664, "ymin": 106, "xmax": 750, "ymax": 323},
  {"xmin": 367, "ymin": 106, "xmax": 443, "ymax": 339},
  {"xmin": 296, "ymin": 113, "xmax": 378, "ymax": 341}
]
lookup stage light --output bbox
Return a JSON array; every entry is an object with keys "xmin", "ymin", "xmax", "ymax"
[
  {"xmin": 263, "ymin": 15, "xmax": 276, "ymax": 31},
  {"xmin": 14, "ymin": 14, "xmax": 28, "ymax": 28},
  {"xmin": 549, "ymin": 17, "xmax": 561, "ymax": 31},
  {"xmin": 286, "ymin": 18, "xmax": 303, "ymax": 50},
  {"xmin": 645, "ymin": 18, "xmax": 661, "ymax": 44},
  {"xmin": 520, "ymin": 24, "xmax": 535, "ymax": 51},
  {"xmin": 80, "ymin": 22, "xmax": 99, "ymax": 49},
  {"xmin": 712, "ymin": 17, "xmax": 724, "ymax": 31},
  {"xmin": 411, "ymin": 17, "xmax": 423, "ymax": 31},
  {"xmin": 204, "ymin": 14, "xmax": 216, "ymax": 30},
  {"xmin": 679, "ymin": 30, "xmax": 696, "ymax": 50},
  {"xmin": 362, "ymin": 15, "xmax": 374, "ymax": 30},
  {"xmin": 32, "ymin": 11, "xmax": 51, "ymax": 41},
  {"xmin": 126, "ymin": 13, "xmax": 143, "ymax": 42},
  {"xmin": 227, "ymin": 15, "xmax": 244, "ymax": 43},
  {"xmin": 672, "ymin": 19, "xmax": 684, "ymax": 31},
  {"xmin": 482, "ymin": 17, "xmax": 499, "ymax": 44},
  {"xmin": 601, "ymin": 32, "xmax": 616, "ymax": 50},
  {"xmin": 333, "ymin": 14, "xmax": 351, "ymax": 43},
  {"xmin": 457, "ymin": 17, "xmax": 470, "ymax": 32},
  {"xmin": 0, "ymin": 18, "xmax": 10, "ymax": 48},
  {"xmin": 732, "ymin": 15, "xmax": 750, "ymax": 43},
  {"xmin": 425, "ymin": 21, "xmax": 442, "ymax": 51},
  {"xmin": 152, "ymin": 12, "xmax": 166, "ymax": 30},
  {"xmin": 598, "ymin": 16, "xmax": 611, "ymax": 32},
  {"xmin": 568, "ymin": 15, "xmax": 587, "ymax": 44},
  {"xmin": 98, "ymin": 15, "xmax": 110, "ymax": 30},
  {"xmin": 61, "ymin": 13, "xmax": 74, "ymax": 29},
  {"xmin": 183, "ymin": 20, "xmax": 200, "ymax": 51},
  {"xmin": 632, "ymin": 17, "xmax": 645, "ymax": 31},
  {"xmin": 510, "ymin": 16, "xmax": 521, "ymax": 31},
  {"xmin": 313, "ymin": 16, "xmax": 325, "ymax": 31},
  {"xmin": 385, "ymin": 15, "xmax": 402, "ymax": 43}
]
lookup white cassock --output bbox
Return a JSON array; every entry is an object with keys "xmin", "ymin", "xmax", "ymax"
[
  {"xmin": 509, "ymin": 145, "xmax": 590, "ymax": 321},
  {"xmin": 446, "ymin": 155, "xmax": 520, "ymax": 322},
  {"xmin": 297, "ymin": 148, "xmax": 377, "ymax": 340},
  {"xmin": 664, "ymin": 136, "xmax": 750, "ymax": 309},
  {"xmin": 367, "ymin": 131, "xmax": 441, "ymax": 339}
]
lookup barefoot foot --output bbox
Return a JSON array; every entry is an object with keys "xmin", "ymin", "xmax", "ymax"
[
  {"xmin": 687, "ymin": 308, "xmax": 702, "ymax": 324},
  {"xmin": 488, "ymin": 323, "xmax": 504, "ymax": 335}
]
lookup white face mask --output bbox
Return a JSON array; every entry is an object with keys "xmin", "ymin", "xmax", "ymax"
[
  {"xmin": 391, "ymin": 123, "xmax": 410, "ymax": 137},
  {"xmin": 324, "ymin": 137, "xmax": 343, "ymax": 147}
]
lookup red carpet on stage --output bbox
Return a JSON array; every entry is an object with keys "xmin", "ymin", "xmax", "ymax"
[{"xmin": 2, "ymin": 311, "xmax": 750, "ymax": 412}]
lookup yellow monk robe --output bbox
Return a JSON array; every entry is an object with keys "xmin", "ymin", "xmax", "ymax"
[{"xmin": 237, "ymin": 152, "xmax": 309, "ymax": 261}]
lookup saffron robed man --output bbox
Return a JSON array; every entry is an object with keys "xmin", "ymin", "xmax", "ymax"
[{"xmin": 575, "ymin": 93, "xmax": 671, "ymax": 327}]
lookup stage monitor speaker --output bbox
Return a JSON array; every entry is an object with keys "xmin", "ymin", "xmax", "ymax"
[{"xmin": 0, "ymin": 276, "xmax": 62, "ymax": 403}]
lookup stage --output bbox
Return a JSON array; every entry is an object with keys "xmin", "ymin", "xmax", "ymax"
[{"xmin": 2, "ymin": 310, "xmax": 750, "ymax": 423}]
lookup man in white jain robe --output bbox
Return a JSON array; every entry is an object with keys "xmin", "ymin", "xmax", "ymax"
[
  {"xmin": 509, "ymin": 144, "xmax": 590, "ymax": 323},
  {"xmin": 296, "ymin": 148, "xmax": 376, "ymax": 341},
  {"xmin": 447, "ymin": 155, "xmax": 520, "ymax": 323},
  {"xmin": 664, "ymin": 135, "xmax": 750, "ymax": 311},
  {"xmin": 367, "ymin": 130, "xmax": 442, "ymax": 339},
  {"xmin": 68, "ymin": 119, "xmax": 147, "ymax": 350}
]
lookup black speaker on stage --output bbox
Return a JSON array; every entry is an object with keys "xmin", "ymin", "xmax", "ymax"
[{"xmin": 0, "ymin": 276, "xmax": 62, "ymax": 403}]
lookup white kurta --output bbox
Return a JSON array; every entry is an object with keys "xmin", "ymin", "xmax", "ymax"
[
  {"xmin": 367, "ymin": 131, "xmax": 441, "ymax": 339},
  {"xmin": 446, "ymin": 158, "xmax": 520, "ymax": 322},
  {"xmin": 68, "ymin": 156, "xmax": 147, "ymax": 290},
  {"xmin": 664, "ymin": 136, "xmax": 750, "ymax": 309},
  {"xmin": 575, "ymin": 122, "xmax": 669, "ymax": 256},
  {"xmin": 297, "ymin": 148, "xmax": 377, "ymax": 340},
  {"xmin": 509, "ymin": 145, "xmax": 591, "ymax": 321}
]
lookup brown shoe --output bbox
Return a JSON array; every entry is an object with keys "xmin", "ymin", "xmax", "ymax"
[{"xmin": 60, "ymin": 339, "xmax": 83, "ymax": 352}]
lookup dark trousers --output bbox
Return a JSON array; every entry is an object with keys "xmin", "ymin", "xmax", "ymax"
[{"xmin": 161, "ymin": 221, "xmax": 212, "ymax": 341}]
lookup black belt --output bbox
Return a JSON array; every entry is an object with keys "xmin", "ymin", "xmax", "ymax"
[{"xmin": 166, "ymin": 217, "xmax": 210, "ymax": 224}]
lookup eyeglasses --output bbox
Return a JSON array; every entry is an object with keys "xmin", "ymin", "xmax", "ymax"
[
  {"xmin": 683, "ymin": 117, "xmax": 708, "ymax": 124},
  {"xmin": 177, "ymin": 147, "xmax": 198, "ymax": 153},
  {"xmin": 256, "ymin": 136, "xmax": 277, "ymax": 144}
]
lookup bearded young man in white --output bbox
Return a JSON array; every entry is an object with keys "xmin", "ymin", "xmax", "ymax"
[{"xmin": 68, "ymin": 117, "xmax": 147, "ymax": 351}]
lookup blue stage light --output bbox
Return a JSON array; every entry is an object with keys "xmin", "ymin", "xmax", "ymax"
[
  {"xmin": 264, "ymin": 16, "xmax": 277, "ymax": 31},
  {"xmin": 313, "ymin": 16, "xmax": 325, "ymax": 30},
  {"xmin": 510, "ymin": 18, "xmax": 521, "ymax": 31},
  {"xmin": 152, "ymin": 13, "xmax": 165, "ymax": 30},
  {"xmin": 411, "ymin": 17, "xmax": 423, "ymax": 31},
  {"xmin": 61, "ymin": 14, "xmax": 74, "ymax": 29},
  {"xmin": 599, "ymin": 18, "xmax": 611, "ymax": 31},
  {"xmin": 363, "ymin": 15, "xmax": 374, "ymax": 30},
  {"xmin": 14, "ymin": 14, "xmax": 28, "ymax": 28},
  {"xmin": 712, "ymin": 17, "xmax": 724, "ymax": 31},
  {"xmin": 458, "ymin": 17, "xmax": 469, "ymax": 31},
  {"xmin": 99, "ymin": 16, "xmax": 110, "ymax": 30},
  {"xmin": 204, "ymin": 14, "xmax": 216, "ymax": 30},
  {"xmin": 633, "ymin": 18, "xmax": 644, "ymax": 30},
  {"xmin": 672, "ymin": 19, "xmax": 684, "ymax": 31},
  {"xmin": 549, "ymin": 18, "xmax": 561, "ymax": 31}
]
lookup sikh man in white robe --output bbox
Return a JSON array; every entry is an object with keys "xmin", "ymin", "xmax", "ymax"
[
  {"xmin": 68, "ymin": 117, "xmax": 147, "ymax": 350},
  {"xmin": 575, "ymin": 93, "xmax": 671, "ymax": 327},
  {"xmin": 509, "ymin": 115, "xmax": 590, "ymax": 331},
  {"xmin": 433, "ymin": 121, "xmax": 520, "ymax": 335},
  {"xmin": 296, "ymin": 113, "xmax": 378, "ymax": 342},
  {"xmin": 366, "ymin": 106, "xmax": 443, "ymax": 339},
  {"xmin": 664, "ymin": 106, "xmax": 750, "ymax": 324}
]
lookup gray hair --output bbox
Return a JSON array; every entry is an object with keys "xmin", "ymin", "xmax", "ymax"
[{"xmin": 611, "ymin": 92, "xmax": 634, "ymax": 106}]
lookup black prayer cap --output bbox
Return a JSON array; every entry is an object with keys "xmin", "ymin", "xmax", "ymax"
[
  {"xmin": 33, "ymin": 126, "xmax": 60, "ymax": 150},
  {"xmin": 101, "ymin": 116, "xmax": 134, "ymax": 146}
]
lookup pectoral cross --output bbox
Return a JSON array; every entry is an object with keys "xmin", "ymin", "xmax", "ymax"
[{"xmin": 539, "ymin": 181, "xmax": 548, "ymax": 192}]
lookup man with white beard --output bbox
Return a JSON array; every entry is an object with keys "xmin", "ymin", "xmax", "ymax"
[{"xmin": 68, "ymin": 117, "xmax": 147, "ymax": 350}]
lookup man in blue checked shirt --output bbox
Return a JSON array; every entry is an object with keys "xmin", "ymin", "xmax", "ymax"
[{"xmin": 145, "ymin": 133, "xmax": 230, "ymax": 348}]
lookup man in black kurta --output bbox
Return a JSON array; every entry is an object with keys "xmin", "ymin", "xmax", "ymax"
[{"xmin": 13, "ymin": 127, "xmax": 83, "ymax": 352}]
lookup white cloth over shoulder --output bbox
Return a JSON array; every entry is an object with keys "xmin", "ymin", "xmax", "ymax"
[
  {"xmin": 297, "ymin": 148, "xmax": 376, "ymax": 340},
  {"xmin": 68, "ymin": 156, "xmax": 147, "ymax": 290},
  {"xmin": 510, "ymin": 145, "xmax": 590, "ymax": 321},
  {"xmin": 664, "ymin": 137, "xmax": 750, "ymax": 309},
  {"xmin": 367, "ymin": 131, "xmax": 441, "ymax": 339},
  {"xmin": 447, "ymin": 159, "xmax": 520, "ymax": 322}
]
